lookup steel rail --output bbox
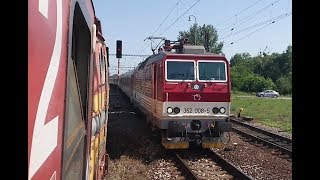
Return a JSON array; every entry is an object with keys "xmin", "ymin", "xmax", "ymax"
[
  {"xmin": 172, "ymin": 149, "xmax": 253, "ymax": 180},
  {"xmin": 230, "ymin": 118, "xmax": 292, "ymax": 144},
  {"xmin": 204, "ymin": 149, "xmax": 253, "ymax": 180},
  {"xmin": 230, "ymin": 118, "xmax": 292, "ymax": 157}
]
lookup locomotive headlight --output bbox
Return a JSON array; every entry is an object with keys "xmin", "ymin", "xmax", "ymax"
[
  {"xmin": 167, "ymin": 107, "xmax": 173, "ymax": 114},
  {"xmin": 173, "ymin": 107, "xmax": 180, "ymax": 114},
  {"xmin": 219, "ymin": 107, "xmax": 226, "ymax": 114},
  {"xmin": 212, "ymin": 107, "xmax": 219, "ymax": 114}
]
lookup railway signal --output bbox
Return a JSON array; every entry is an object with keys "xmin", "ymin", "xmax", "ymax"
[
  {"xmin": 116, "ymin": 40, "xmax": 122, "ymax": 58},
  {"xmin": 115, "ymin": 40, "xmax": 122, "ymax": 108}
]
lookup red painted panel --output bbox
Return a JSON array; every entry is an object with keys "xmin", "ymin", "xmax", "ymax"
[
  {"xmin": 161, "ymin": 55, "xmax": 231, "ymax": 102},
  {"xmin": 163, "ymin": 83, "xmax": 230, "ymax": 102},
  {"xmin": 28, "ymin": 0, "xmax": 71, "ymax": 179},
  {"xmin": 163, "ymin": 92, "xmax": 230, "ymax": 102}
]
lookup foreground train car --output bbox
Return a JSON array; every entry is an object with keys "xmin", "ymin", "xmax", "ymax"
[
  {"xmin": 119, "ymin": 39, "xmax": 232, "ymax": 149},
  {"xmin": 28, "ymin": 0, "xmax": 110, "ymax": 179}
]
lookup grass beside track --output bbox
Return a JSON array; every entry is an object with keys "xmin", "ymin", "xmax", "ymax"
[{"xmin": 231, "ymin": 94, "xmax": 292, "ymax": 133}]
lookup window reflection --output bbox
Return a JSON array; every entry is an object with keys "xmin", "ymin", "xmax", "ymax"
[
  {"xmin": 166, "ymin": 61, "xmax": 195, "ymax": 80},
  {"xmin": 198, "ymin": 62, "xmax": 226, "ymax": 81}
]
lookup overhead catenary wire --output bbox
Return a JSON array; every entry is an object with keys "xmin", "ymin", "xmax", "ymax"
[
  {"xmin": 158, "ymin": 0, "xmax": 201, "ymax": 36},
  {"xmin": 132, "ymin": 0, "xmax": 182, "ymax": 62},
  {"xmin": 218, "ymin": 0, "xmax": 280, "ymax": 36},
  {"xmin": 134, "ymin": 43, "xmax": 151, "ymax": 59},
  {"xmin": 151, "ymin": 0, "xmax": 182, "ymax": 37},
  {"xmin": 134, "ymin": 0, "xmax": 200, "ymax": 61},
  {"xmin": 219, "ymin": 11, "xmax": 291, "ymax": 41},
  {"xmin": 223, "ymin": 11, "xmax": 291, "ymax": 48},
  {"xmin": 215, "ymin": 0, "xmax": 264, "ymax": 29}
]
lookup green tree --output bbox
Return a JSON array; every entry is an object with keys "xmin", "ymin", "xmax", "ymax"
[
  {"xmin": 275, "ymin": 75, "xmax": 292, "ymax": 94},
  {"xmin": 178, "ymin": 24, "xmax": 223, "ymax": 54},
  {"xmin": 230, "ymin": 53, "xmax": 251, "ymax": 67},
  {"xmin": 230, "ymin": 45, "xmax": 292, "ymax": 94},
  {"xmin": 231, "ymin": 67, "xmax": 276, "ymax": 92}
]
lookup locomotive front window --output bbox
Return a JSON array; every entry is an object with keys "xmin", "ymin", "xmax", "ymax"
[
  {"xmin": 166, "ymin": 61, "xmax": 195, "ymax": 81},
  {"xmin": 198, "ymin": 61, "xmax": 227, "ymax": 81}
]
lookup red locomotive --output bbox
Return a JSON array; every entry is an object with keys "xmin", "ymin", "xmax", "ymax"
[
  {"xmin": 28, "ymin": 0, "xmax": 110, "ymax": 179},
  {"xmin": 118, "ymin": 39, "xmax": 232, "ymax": 149}
]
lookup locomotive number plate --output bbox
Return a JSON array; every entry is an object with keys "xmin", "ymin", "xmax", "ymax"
[{"xmin": 183, "ymin": 107, "xmax": 211, "ymax": 114}]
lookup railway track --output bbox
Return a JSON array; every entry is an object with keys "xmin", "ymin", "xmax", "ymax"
[
  {"xmin": 230, "ymin": 117, "xmax": 292, "ymax": 157},
  {"xmin": 171, "ymin": 149, "xmax": 253, "ymax": 180}
]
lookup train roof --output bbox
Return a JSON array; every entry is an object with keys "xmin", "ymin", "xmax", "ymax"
[
  {"xmin": 120, "ymin": 48, "xmax": 227, "ymax": 78},
  {"xmin": 120, "ymin": 69, "xmax": 135, "ymax": 77},
  {"xmin": 135, "ymin": 50, "xmax": 226, "ymax": 70},
  {"xmin": 136, "ymin": 53, "xmax": 166, "ymax": 69}
]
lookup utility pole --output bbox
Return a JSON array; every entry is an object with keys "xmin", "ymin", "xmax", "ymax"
[
  {"xmin": 188, "ymin": 15, "xmax": 197, "ymax": 45},
  {"xmin": 204, "ymin": 29, "xmax": 209, "ymax": 52}
]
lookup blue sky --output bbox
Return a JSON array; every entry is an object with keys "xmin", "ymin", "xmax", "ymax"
[{"xmin": 92, "ymin": 0, "xmax": 292, "ymax": 75}]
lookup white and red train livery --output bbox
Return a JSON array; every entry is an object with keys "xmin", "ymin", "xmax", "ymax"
[
  {"xmin": 117, "ymin": 39, "xmax": 232, "ymax": 149},
  {"xmin": 28, "ymin": 0, "xmax": 110, "ymax": 179}
]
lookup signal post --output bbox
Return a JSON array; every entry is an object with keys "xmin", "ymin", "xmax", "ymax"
[{"xmin": 115, "ymin": 40, "xmax": 122, "ymax": 108}]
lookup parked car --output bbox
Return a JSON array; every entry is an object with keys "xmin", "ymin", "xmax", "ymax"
[{"xmin": 256, "ymin": 90, "xmax": 280, "ymax": 98}]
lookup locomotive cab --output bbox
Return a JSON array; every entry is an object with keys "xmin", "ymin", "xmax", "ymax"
[
  {"xmin": 119, "ymin": 39, "xmax": 232, "ymax": 150},
  {"xmin": 158, "ymin": 41, "xmax": 232, "ymax": 149}
]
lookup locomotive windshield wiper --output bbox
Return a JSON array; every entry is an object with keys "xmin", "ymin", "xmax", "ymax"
[
  {"xmin": 179, "ymin": 67, "xmax": 193, "ymax": 83},
  {"xmin": 180, "ymin": 74, "xmax": 186, "ymax": 84},
  {"xmin": 180, "ymin": 70, "xmax": 190, "ymax": 83}
]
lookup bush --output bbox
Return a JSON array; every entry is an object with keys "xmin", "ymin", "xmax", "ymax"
[{"xmin": 275, "ymin": 75, "xmax": 292, "ymax": 94}]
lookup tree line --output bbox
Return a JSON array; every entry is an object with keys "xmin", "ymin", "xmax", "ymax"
[{"xmin": 178, "ymin": 23, "xmax": 292, "ymax": 95}]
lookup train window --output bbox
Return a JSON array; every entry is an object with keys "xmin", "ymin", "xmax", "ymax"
[
  {"xmin": 197, "ymin": 61, "xmax": 227, "ymax": 82},
  {"xmin": 100, "ymin": 48, "xmax": 106, "ymax": 84},
  {"xmin": 99, "ymin": 51, "xmax": 102, "ymax": 82},
  {"xmin": 166, "ymin": 60, "xmax": 195, "ymax": 81}
]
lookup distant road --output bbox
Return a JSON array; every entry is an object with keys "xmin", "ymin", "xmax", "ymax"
[{"xmin": 233, "ymin": 95, "xmax": 292, "ymax": 100}]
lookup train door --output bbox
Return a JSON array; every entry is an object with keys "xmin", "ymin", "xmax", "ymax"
[
  {"xmin": 157, "ymin": 63, "xmax": 163, "ymax": 101},
  {"xmin": 62, "ymin": 3, "xmax": 90, "ymax": 179},
  {"xmin": 153, "ymin": 63, "xmax": 157, "ymax": 100}
]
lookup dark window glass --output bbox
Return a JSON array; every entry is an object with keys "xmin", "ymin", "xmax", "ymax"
[
  {"xmin": 198, "ymin": 62, "xmax": 226, "ymax": 81},
  {"xmin": 166, "ymin": 61, "xmax": 194, "ymax": 80}
]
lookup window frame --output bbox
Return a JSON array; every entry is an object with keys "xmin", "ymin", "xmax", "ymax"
[
  {"xmin": 165, "ymin": 59, "xmax": 196, "ymax": 82},
  {"xmin": 196, "ymin": 60, "xmax": 228, "ymax": 83}
]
